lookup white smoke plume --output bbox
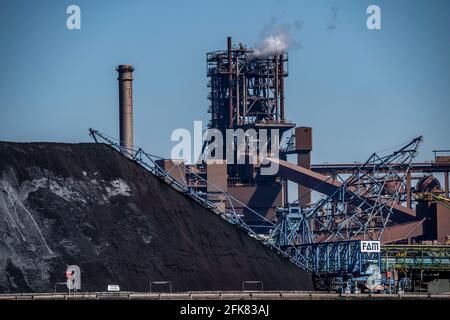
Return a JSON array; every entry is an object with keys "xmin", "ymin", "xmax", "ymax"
[
  {"xmin": 249, "ymin": 18, "xmax": 302, "ymax": 60},
  {"xmin": 251, "ymin": 32, "xmax": 291, "ymax": 58}
]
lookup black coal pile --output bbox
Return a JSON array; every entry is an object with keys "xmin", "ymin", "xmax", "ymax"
[{"xmin": 0, "ymin": 142, "xmax": 313, "ymax": 293}]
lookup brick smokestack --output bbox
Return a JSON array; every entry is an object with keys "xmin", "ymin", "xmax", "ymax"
[{"xmin": 117, "ymin": 65, "xmax": 134, "ymax": 156}]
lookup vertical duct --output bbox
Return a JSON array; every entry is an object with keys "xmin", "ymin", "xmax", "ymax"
[
  {"xmin": 445, "ymin": 171, "xmax": 449, "ymax": 198},
  {"xmin": 406, "ymin": 171, "xmax": 412, "ymax": 209},
  {"xmin": 275, "ymin": 55, "xmax": 279, "ymax": 122},
  {"xmin": 235, "ymin": 52, "xmax": 240, "ymax": 126},
  {"xmin": 117, "ymin": 64, "xmax": 134, "ymax": 156},
  {"xmin": 279, "ymin": 54, "xmax": 285, "ymax": 121},
  {"xmin": 296, "ymin": 127, "xmax": 313, "ymax": 208},
  {"xmin": 227, "ymin": 36, "xmax": 233, "ymax": 128}
]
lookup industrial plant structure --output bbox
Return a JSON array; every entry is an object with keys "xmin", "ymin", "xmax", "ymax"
[
  {"xmin": 1, "ymin": 37, "xmax": 448, "ymax": 297},
  {"xmin": 106, "ymin": 37, "xmax": 450, "ymax": 293}
]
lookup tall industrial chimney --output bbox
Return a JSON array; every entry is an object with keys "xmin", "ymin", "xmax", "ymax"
[{"xmin": 116, "ymin": 65, "xmax": 134, "ymax": 156}]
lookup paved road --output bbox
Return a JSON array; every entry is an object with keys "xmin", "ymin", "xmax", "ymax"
[{"xmin": 1, "ymin": 291, "xmax": 449, "ymax": 300}]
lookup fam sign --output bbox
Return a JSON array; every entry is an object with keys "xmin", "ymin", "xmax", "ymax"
[{"xmin": 360, "ymin": 241, "xmax": 381, "ymax": 253}]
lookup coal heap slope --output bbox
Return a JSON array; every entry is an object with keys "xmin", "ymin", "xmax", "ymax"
[{"xmin": 0, "ymin": 142, "xmax": 313, "ymax": 293}]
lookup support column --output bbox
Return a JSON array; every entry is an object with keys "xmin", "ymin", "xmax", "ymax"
[
  {"xmin": 227, "ymin": 36, "xmax": 233, "ymax": 128},
  {"xmin": 406, "ymin": 171, "xmax": 411, "ymax": 209},
  {"xmin": 445, "ymin": 171, "xmax": 449, "ymax": 198},
  {"xmin": 279, "ymin": 54, "xmax": 285, "ymax": 121},
  {"xmin": 295, "ymin": 127, "xmax": 313, "ymax": 208}
]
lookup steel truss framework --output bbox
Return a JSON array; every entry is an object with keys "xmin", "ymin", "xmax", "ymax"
[
  {"xmin": 89, "ymin": 129, "xmax": 420, "ymax": 277},
  {"xmin": 207, "ymin": 46, "xmax": 288, "ymax": 129},
  {"xmin": 274, "ymin": 136, "xmax": 423, "ymax": 246},
  {"xmin": 88, "ymin": 129, "xmax": 312, "ymax": 272},
  {"xmin": 296, "ymin": 241, "xmax": 381, "ymax": 276},
  {"xmin": 382, "ymin": 245, "xmax": 450, "ymax": 271},
  {"xmin": 270, "ymin": 209, "xmax": 380, "ymax": 275}
]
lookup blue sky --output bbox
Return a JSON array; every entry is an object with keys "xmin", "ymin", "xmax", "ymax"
[{"xmin": 0, "ymin": 0, "xmax": 449, "ymax": 166}]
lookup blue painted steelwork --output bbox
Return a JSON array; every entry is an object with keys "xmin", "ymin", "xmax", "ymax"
[
  {"xmin": 270, "ymin": 208, "xmax": 382, "ymax": 276},
  {"xmin": 286, "ymin": 137, "xmax": 422, "ymax": 243},
  {"xmin": 297, "ymin": 241, "xmax": 381, "ymax": 275}
]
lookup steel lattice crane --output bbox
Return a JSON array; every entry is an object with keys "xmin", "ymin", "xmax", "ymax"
[{"xmin": 271, "ymin": 136, "xmax": 423, "ymax": 245}]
